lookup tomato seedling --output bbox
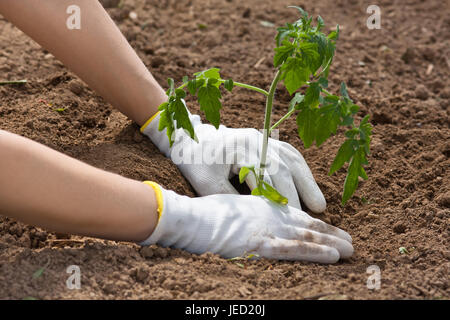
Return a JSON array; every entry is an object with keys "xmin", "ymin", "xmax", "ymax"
[{"xmin": 157, "ymin": 6, "xmax": 372, "ymax": 205}]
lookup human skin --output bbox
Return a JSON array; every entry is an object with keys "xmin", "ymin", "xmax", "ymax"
[{"xmin": 0, "ymin": 130, "xmax": 158, "ymax": 242}]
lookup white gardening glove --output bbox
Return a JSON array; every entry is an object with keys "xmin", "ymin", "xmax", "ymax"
[
  {"xmin": 141, "ymin": 182, "xmax": 353, "ymax": 263},
  {"xmin": 141, "ymin": 107, "xmax": 326, "ymax": 213}
]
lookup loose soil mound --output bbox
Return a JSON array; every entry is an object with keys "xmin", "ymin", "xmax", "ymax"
[{"xmin": 0, "ymin": 0, "xmax": 448, "ymax": 299}]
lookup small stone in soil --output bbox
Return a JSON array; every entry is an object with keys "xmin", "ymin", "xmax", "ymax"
[
  {"xmin": 415, "ymin": 84, "xmax": 429, "ymax": 100},
  {"xmin": 140, "ymin": 247, "xmax": 154, "ymax": 258},
  {"xmin": 68, "ymin": 80, "xmax": 84, "ymax": 96}
]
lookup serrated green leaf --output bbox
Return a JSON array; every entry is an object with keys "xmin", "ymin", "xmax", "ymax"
[
  {"xmin": 318, "ymin": 77, "xmax": 328, "ymax": 88},
  {"xmin": 224, "ymin": 79, "xmax": 234, "ymax": 92},
  {"xmin": 195, "ymin": 78, "xmax": 205, "ymax": 89},
  {"xmin": 194, "ymin": 68, "xmax": 221, "ymax": 83},
  {"xmin": 175, "ymin": 88, "xmax": 186, "ymax": 99},
  {"xmin": 340, "ymin": 82, "xmax": 349, "ymax": 99},
  {"xmin": 345, "ymin": 127, "xmax": 359, "ymax": 138},
  {"xmin": 187, "ymin": 79, "xmax": 197, "ymax": 95},
  {"xmin": 329, "ymin": 139, "xmax": 358, "ymax": 175},
  {"xmin": 298, "ymin": 42, "xmax": 320, "ymax": 73},
  {"xmin": 316, "ymin": 103, "xmax": 341, "ymax": 146},
  {"xmin": 304, "ymin": 82, "xmax": 322, "ymax": 108},
  {"xmin": 275, "ymin": 24, "xmax": 294, "ymax": 47},
  {"xmin": 171, "ymin": 98, "xmax": 195, "ymax": 139},
  {"xmin": 350, "ymin": 104, "xmax": 360, "ymax": 114},
  {"xmin": 296, "ymin": 104, "xmax": 317, "ymax": 148},
  {"xmin": 273, "ymin": 40, "xmax": 296, "ymax": 67},
  {"xmin": 281, "ymin": 57, "xmax": 310, "ymax": 95},
  {"xmin": 342, "ymin": 148, "xmax": 365, "ymax": 204},
  {"xmin": 158, "ymin": 101, "xmax": 168, "ymax": 111},
  {"xmin": 197, "ymin": 81, "xmax": 222, "ymax": 128},
  {"xmin": 317, "ymin": 16, "xmax": 324, "ymax": 30}
]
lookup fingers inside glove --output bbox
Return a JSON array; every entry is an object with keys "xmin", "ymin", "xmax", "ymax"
[
  {"xmin": 286, "ymin": 211, "xmax": 353, "ymax": 244},
  {"xmin": 280, "ymin": 144, "xmax": 326, "ymax": 213},
  {"xmin": 257, "ymin": 236, "xmax": 340, "ymax": 263},
  {"xmin": 282, "ymin": 225, "xmax": 353, "ymax": 258}
]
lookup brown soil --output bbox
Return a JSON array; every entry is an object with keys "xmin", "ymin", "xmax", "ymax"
[{"xmin": 0, "ymin": 0, "xmax": 449, "ymax": 300}]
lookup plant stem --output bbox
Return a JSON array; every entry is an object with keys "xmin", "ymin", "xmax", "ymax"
[
  {"xmin": 0, "ymin": 79, "xmax": 27, "ymax": 85},
  {"xmin": 258, "ymin": 70, "xmax": 282, "ymax": 181},
  {"xmin": 225, "ymin": 81, "xmax": 269, "ymax": 96},
  {"xmin": 270, "ymin": 107, "xmax": 296, "ymax": 133},
  {"xmin": 178, "ymin": 80, "xmax": 269, "ymax": 96}
]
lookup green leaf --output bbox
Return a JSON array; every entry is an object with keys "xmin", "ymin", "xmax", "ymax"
[
  {"xmin": 316, "ymin": 102, "xmax": 341, "ymax": 146},
  {"xmin": 275, "ymin": 24, "xmax": 294, "ymax": 47},
  {"xmin": 158, "ymin": 101, "xmax": 168, "ymax": 111},
  {"xmin": 224, "ymin": 79, "xmax": 234, "ymax": 92},
  {"xmin": 251, "ymin": 187, "xmax": 262, "ymax": 196},
  {"xmin": 296, "ymin": 104, "xmax": 317, "ymax": 148},
  {"xmin": 182, "ymin": 76, "xmax": 189, "ymax": 84},
  {"xmin": 340, "ymin": 82, "xmax": 349, "ymax": 99},
  {"xmin": 329, "ymin": 139, "xmax": 357, "ymax": 175},
  {"xmin": 298, "ymin": 42, "xmax": 320, "ymax": 72},
  {"xmin": 342, "ymin": 148, "xmax": 366, "ymax": 204},
  {"xmin": 328, "ymin": 25, "xmax": 339, "ymax": 40},
  {"xmin": 197, "ymin": 80, "xmax": 222, "ymax": 128},
  {"xmin": 317, "ymin": 16, "xmax": 324, "ymax": 30},
  {"xmin": 158, "ymin": 108, "xmax": 175, "ymax": 146},
  {"xmin": 167, "ymin": 78, "xmax": 175, "ymax": 95},
  {"xmin": 304, "ymin": 82, "xmax": 322, "ymax": 108},
  {"xmin": 281, "ymin": 57, "xmax": 310, "ymax": 95},
  {"xmin": 289, "ymin": 92, "xmax": 304, "ymax": 111},
  {"xmin": 194, "ymin": 68, "xmax": 221, "ymax": 81},
  {"xmin": 261, "ymin": 182, "xmax": 288, "ymax": 205},
  {"xmin": 175, "ymin": 88, "xmax": 186, "ymax": 99},
  {"xmin": 318, "ymin": 77, "xmax": 328, "ymax": 88},
  {"xmin": 273, "ymin": 40, "xmax": 296, "ymax": 67},
  {"xmin": 171, "ymin": 98, "xmax": 195, "ymax": 139},
  {"xmin": 239, "ymin": 167, "xmax": 251, "ymax": 184},
  {"xmin": 187, "ymin": 79, "xmax": 197, "ymax": 95},
  {"xmin": 288, "ymin": 6, "xmax": 308, "ymax": 18}
]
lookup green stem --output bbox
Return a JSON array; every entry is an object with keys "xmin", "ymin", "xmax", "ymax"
[
  {"xmin": 0, "ymin": 79, "xmax": 27, "ymax": 85},
  {"xmin": 226, "ymin": 81, "xmax": 269, "ymax": 96},
  {"xmin": 177, "ymin": 80, "xmax": 269, "ymax": 96},
  {"xmin": 258, "ymin": 70, "xmax": 282, "ymax": 181},
  {"xmin": 270, "ymin": 107, "xmax": 296, "ymax": 133}
]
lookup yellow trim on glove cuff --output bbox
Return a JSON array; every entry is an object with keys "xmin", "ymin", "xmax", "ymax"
[
  {"xmin": 143, "ymin": 181, "xmax": 164, "ymax": 222},
  {"xmin": 140, "ymin": 111, "xmax": 160, "ymax": 133}
]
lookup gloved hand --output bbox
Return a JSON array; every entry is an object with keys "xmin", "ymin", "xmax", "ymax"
[
  {"xmin": 141, "ymin": 108, "xmax": 326, "ymax": 213},
  {"xmin": 141, "ymin": 182, "xmax": 353, "ymax": 263}
]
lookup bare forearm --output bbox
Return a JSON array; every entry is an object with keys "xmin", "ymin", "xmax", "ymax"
[
  {"xmin": 0, "ymin": 0, "xmax": 166, "ymax": 125},
  {"xmin": 0, "ymin": 130, "xmax": 158, "ymax": 242}
]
